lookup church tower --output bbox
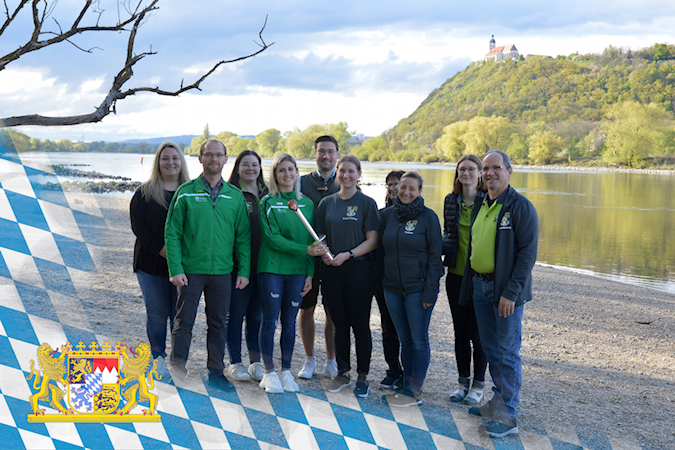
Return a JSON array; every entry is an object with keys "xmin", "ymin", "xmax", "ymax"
[{"xmin": 489, "ymin": 34, "xmax": 495, "ymax": 50}]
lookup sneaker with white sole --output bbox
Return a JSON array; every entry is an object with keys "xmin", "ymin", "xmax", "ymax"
[
  {"xmin": 229, "ymin": 362, "xmax": 251, "ymax": 381},
  {"xmin": 450, "ymin": 384, "xmax": 469, "ymax": 402},
  {"xmin": 327, "ymin": 374, "xmax": 351, "ymax": 392},
  {"xmin": 280, "ymin": 370, "xmax": 300, "ymax": 392},
  {"xmin": 464, "ymin": 386, "xmax": 483, "ymax": 405},
  {"xmin": 485, "ymin": 414, "xmax": 518, "ymax": 438},
  {"xmin": 259, "ymin": 372, "xmax": 284, "ymax": 394},
  {"xmin": 248, "ymin": 362, "xmax": 265, "ymax": 381},
  {"xmin": 323, "ymin": 359, "xmax": 338, "ymax": 379},
  {"xmin": 354, "ymin": 380, "xmax": 370, "ymax": 398},
  {"xmin": 385, "ymin": 389, "xmax": 422, "ymax": 407},
  {"xmin": 298, "ymin": 357, "xmax": 317, "ymax": 379}
]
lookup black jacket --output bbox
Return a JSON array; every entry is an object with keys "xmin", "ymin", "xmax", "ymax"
[
  {"xmin": 442, "ymin": 190, "xmax": 486, "ymax": 268},
  {"xmin": 459, "ymin": 185, "xmax": 538, "ymax": 306},
  {"xmin": 130, "ymin": 188, "xmax": 175, "ymax": 277},
  {"xmin": 379, "ymin": 205, "xmax": 444, "ymax": 305}
]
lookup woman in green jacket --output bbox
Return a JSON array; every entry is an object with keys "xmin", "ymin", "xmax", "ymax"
[{"xmin": 257, "ymin": 153, "xmax": 327, "ymax": 393}]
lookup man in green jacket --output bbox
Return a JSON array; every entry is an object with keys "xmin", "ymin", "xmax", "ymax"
[{"xmin": 165, "ymin": 139, "xmax": 251, "ymax": 388}]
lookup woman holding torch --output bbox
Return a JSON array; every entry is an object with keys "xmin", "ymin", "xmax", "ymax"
[
  {"xmin": 315, "ymin": 155, "xmax": 380, "ymax": 398},
  {"xmin": 257, "ymin": 153, "xmax": 326, "ymax": 393}
]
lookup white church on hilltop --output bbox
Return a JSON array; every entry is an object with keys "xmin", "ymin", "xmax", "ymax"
[{"xmin": 484, "ymin": 34, "xmax": 519, "ymax": 61}]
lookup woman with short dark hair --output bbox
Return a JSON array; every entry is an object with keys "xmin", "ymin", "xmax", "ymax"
[{"xmin": 379, "ymin": 171, "xmax": 443, "ymax": 406}]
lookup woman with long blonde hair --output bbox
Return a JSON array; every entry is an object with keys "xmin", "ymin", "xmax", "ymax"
[{"xmin": 130, "ymin": 141, "xmax": 190, "ymax": 380}]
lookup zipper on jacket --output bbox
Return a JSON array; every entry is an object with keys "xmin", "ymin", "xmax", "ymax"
[
  {"xmin": 396, "ymin": 222, "xmax": 404, "ymax": 293},
  {"xmin": 211, "ymin": 194, "xmax": 217, "ymax": 274}
]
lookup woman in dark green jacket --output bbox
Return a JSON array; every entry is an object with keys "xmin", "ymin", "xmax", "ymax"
[{"xmin": 257, "ymin": 153, "xmax": 326, "ymax": 393}]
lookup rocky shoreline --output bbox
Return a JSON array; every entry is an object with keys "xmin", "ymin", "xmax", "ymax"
[{"xmin": 47, "ymin": 165, "xmax": 141, "ymax": 193}]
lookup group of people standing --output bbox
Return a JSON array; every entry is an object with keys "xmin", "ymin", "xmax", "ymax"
[{"xmin": 130, "ymin": 135, "xmax": 538, "ymax": 438}]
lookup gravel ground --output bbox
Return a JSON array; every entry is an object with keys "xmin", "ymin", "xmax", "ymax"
[{"xmin": 83, "ymin": 195, "xmax": 674, "ymax": 449}]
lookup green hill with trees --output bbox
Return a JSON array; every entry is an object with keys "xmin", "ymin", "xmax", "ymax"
[{"xmin": 352, "ymin": 44, "xmax": 675, "ymax": 167}]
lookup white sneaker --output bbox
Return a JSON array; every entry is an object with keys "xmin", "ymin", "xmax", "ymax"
[
  {"xmin": 259, "ymin": 372, "xmax": 284, "ymax": 394},
  {"xmin": 464, "ymin": 386, "xmax": 484, "ymax": 405},
  {"xmin": 449, "ymin": 384, "xmax": 469, "ymax": 402},
  {"xmin": 280, "ymin": 370, "xmax": 300, "ymax": 392},
  {"xmin": 323, "ymin": 359, "xmax": 338, "ymax": 379},
  {"xmin": 229, "ymin": 362, "xmax": 251, "ymax": 381},
  {"xmin": 248, "ymin": 362, "xmax": 265, "ymax": 381},
  {"xmin": 298, "ymin": 357, "xmax": 317, "ymax": 379}
]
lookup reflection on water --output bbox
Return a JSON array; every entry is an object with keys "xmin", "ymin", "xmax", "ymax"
[{"xmin": 17, "ymin": 152, "xmax": 675, "ymax": 293}]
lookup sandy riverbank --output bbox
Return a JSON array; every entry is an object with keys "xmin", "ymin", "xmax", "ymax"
[{"xmin": 84, "ymin": 195, "xmax": 674, "ymax": 449}]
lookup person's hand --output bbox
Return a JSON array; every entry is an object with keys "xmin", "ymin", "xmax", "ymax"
[
  {"xmin": 498, "ymin": 296, "xmax": 515, "ymax": 318},
  {"xmin": 235, "ymin": 276, "xmax": 249, "ymax": 290},
  {"xmin": 159, "ymin": 246, "xmax": 167, "ymax": 259},
  {"xmin": 170, "ymin": 274, "xmax": 188, "ymax": 287},
  {"xmin": 331, "ymin": 252, "xmax": 350, "ymax": 266},
  {"xmin": 423, "ymin": 302, "xmax": 433, "ymax": 309},
  {"xmin": 300, "ymin": 276, "xmax": 312, "ymax": 297},
  {"xmin": 307, "ymin": 242, "xmax": 328, "ymax": 256}
]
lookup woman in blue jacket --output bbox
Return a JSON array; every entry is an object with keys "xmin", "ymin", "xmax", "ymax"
[
  {"xmin": 442, "ymin": 154, "xmax": 488, "ymax": 405},
  {"xmin": 380, "ymin": 171, "xmax": 443, "ymax": 406}
]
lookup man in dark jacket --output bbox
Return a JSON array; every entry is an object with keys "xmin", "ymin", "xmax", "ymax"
[
  {"xmin": 459, "ymin": 150, "xmax": 538, "ymax": 438},
  {"xmin": 297, "ymin": 135, "xmax": 340, "ymax": 380}
]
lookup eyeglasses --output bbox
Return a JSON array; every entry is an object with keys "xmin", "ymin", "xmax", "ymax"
[
  {"xmin": 202, "ymin": 153, "xmax": 225, "ymax": 159},
  {"xmin": 482, "ymin": 165, "xmax": 506, "ymax": 173},
  {"xmin": 458, "ymin": 168, "xmax": 477, "ymax": 174}
]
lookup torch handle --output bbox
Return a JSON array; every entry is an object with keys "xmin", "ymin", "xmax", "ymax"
[{"xmin": 291, "ymin": 208, "xmax": 334, "ymax": 262}]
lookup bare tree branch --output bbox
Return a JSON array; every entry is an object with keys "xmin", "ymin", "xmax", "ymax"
[
  {"xmin": 0, "ymin": 0, "xmax": 159, "ymax": 71},
  {"xmin": 0, "ymin": 0, "xmax": 29, "ymax": 37},
  {"xmin": 0, "ymin": 9, "xmax": 274, "ymax": 128}
]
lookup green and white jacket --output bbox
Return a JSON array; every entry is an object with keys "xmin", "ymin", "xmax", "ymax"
[
  {"xmin": 257, "ymin": 191, "xmax": 314, "ymax": 277},
  {"xmin": 165, "ymin": 176, "xmax": 251, "ymax": 278}
]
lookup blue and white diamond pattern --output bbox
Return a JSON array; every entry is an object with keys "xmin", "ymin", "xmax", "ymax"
[{"xmin": 0, "ymin": 143, "xmax": 643, "ymax": 449}]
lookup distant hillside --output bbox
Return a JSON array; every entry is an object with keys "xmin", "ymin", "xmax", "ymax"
[{"xmin": 382, "ymin": 46, "xmax": 675, "ymax": 161}]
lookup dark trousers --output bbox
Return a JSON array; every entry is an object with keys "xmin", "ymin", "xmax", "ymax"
[
  {"xmin": 374, "ymin": 285, "xmax": 402, "ymax": 376},
  {"xmin": 446, "ymin": 272, "xmax": 487, "ymax": 382},
  {"xmin": 322, "ymin": 259, "xmax": 374, "ymax": 377},
  {"xmin": 227, "ymin": 272, "xmax": 262, "ymax": 364},
  {"xmin": 171, "ymin": 273, "xmax": 231, "ymax": 374}
]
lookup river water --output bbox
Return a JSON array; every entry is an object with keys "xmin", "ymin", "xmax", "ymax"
[{"xmin": 17, "ymin": 152, "xmax": 675, "ymax": 294}]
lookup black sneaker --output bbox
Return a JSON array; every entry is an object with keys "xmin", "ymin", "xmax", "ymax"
[
  {"xmin": 354, "ymin": 380, "xmax": 370, "ymax": 398},
  {"xmin": 384, "ymin": 389, "xmax": 422, "ymax": 407},
  {"xmin": 379, "ymin": 373, "xmax": 403, "ymax": 390},
  {"xmin": 468, "ymin": 397, "xmax": 500, "ymax": 419},
  {"xmin": 485, "ymin": 415, "xmax": 518, "ymax": 438},
  {"xmin": 208, "ymin": 371, "xmax": 234, "ymax": 391}
]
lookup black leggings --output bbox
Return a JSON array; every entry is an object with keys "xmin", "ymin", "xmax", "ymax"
[
  {"xmin": 446, "ymin": 272, "xmax": 487, "ymax": 382},
  {"xmin": 322, "ymin": 259, "xmax": 374, "ymax": 377}
]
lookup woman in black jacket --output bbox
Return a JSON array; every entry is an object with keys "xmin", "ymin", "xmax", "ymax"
[
  {"xmin": 380, "ymin": 171, "xmax": 443, "ymax": 406},
  {"xmin": 130, "ymin": 141, "xmax": 190, "ymax": 380},
  {"xmin": 442, "ymin": 153, "xmax": 488, "ymax": 404},
  {"xmin": 226, "ymin": 150, "xmax": 268, "ymax": 383}
]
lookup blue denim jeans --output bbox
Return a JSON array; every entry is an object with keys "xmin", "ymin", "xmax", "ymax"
[
  {"xmin": 227, "ymin": 272, "xmax": 262, "ymax": 364},
  {"xmin": 258, "ymin": 273, "xmax": 305, "ymax": 371},
  {"xmin": 136, "ymin": 269, "xmax": 177, "ymax": 359},
  {"xmin": 472, "ymin": 276, "xmax": 524, "ymax": 418},
  {"xmin": 383, "ymin": 290, "xmax": 435, "ymax": 395}
]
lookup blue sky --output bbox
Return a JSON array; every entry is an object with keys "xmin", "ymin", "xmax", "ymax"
[{"xmin": 1, "ymin": 0, "xmax": 674, "ymax": 142}]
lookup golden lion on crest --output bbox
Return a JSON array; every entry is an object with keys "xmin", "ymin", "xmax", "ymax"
[
  {"xmin": 117, "ymin": 342, "xmax": 160, "ymax": 415},
  {"xmin": 26, "ymin": 343, "xmax": 72, "ymax": 415}
]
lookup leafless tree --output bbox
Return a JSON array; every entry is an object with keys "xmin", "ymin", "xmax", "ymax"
[{"xmin": 0, "ymin": 0, "xmax": 273, "ymax": 127}]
